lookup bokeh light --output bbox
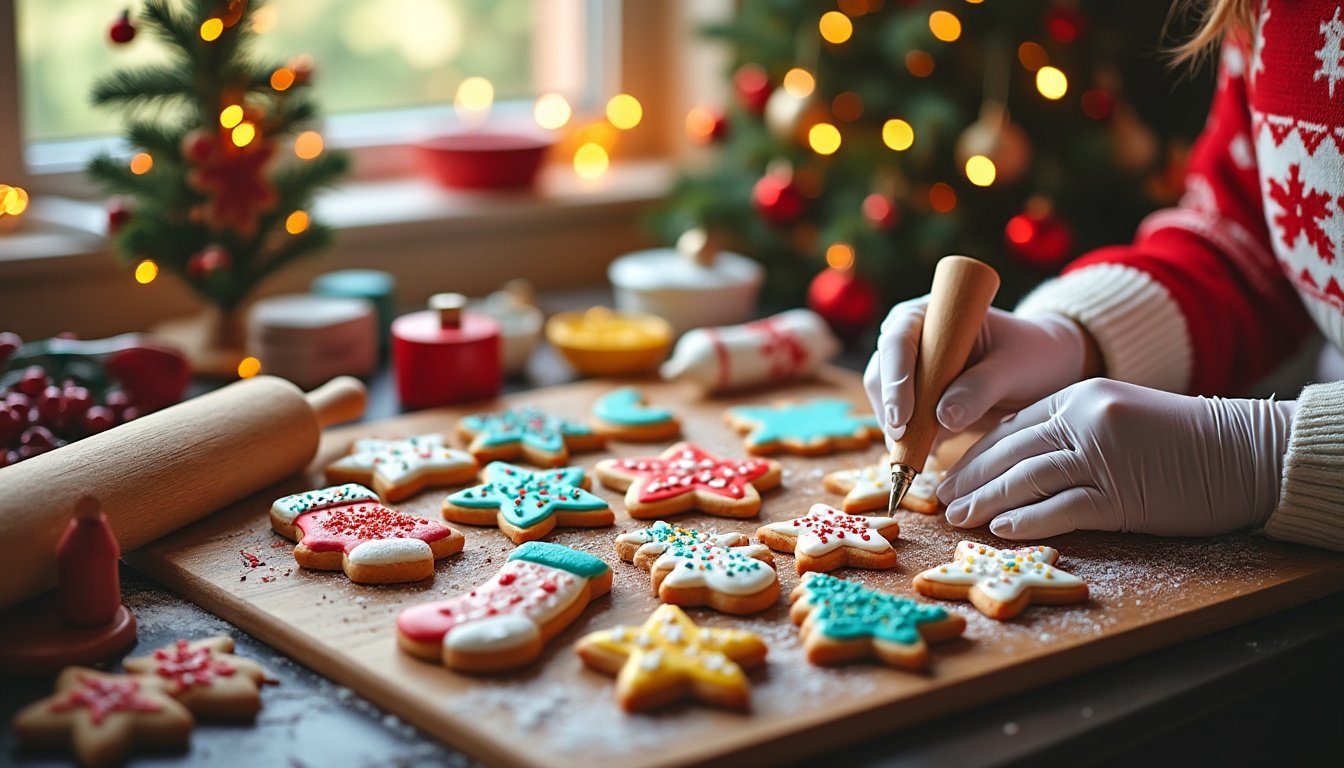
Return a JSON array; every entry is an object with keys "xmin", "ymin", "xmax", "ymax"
[
  {"xmin": 200, "ymin": 17, "xmax": 223, "ymax": 41},
  {"xmin": 1037, "ymin": 66, "xmax": 1068, "ymax": 99},
  {"xmin": 129, "ymin": 152, "xmax": 153, "ymax": 175},
  {"xmin": 285, "ymin": 210, "xmax": 310, "ymax": 235},
  {"xmin": 294, "ymin": 131, "xmax": 324, "ymax": 159},
  {"xmin": 965, "ymin": 155, "xmax": 996, "ymax": 186},
  {"xmin": 219, "ymin": 105, "xmax": 244, "ymax": 129},
  {"xmin": 231, "ymin": 121, "xmax": 256, "ymax": 147},
  {"xmin": 573, "ymin": 143, "xmax": 609, "ymax": 179},
  {"xmin": 819, "ymin": 12, "xmax": 853, "ymax": 44},
  {"xmin": 808, "ymin": 123, "xmax": 842, "ymax": 155},
  {"xmin": 905, "ymin": 50, "xmax": 935, "ymax": 77},
  {"xmin": 825, "ymin": 242, "xmax": 855, "ymax": 270},
  {"xmin": 534, "ymin": 93, "xmax": 572, "ymax": 130},
  {"xmin": 237, "ymin": 356, "xmax": 262, "ymax": 378},
  {"xmin": 832, "ymin": 91, "xmax": 864, "ymax": 121},
  {"xmin": 882, "ymin": 119, "xmax": 914, "ymax": 151},
  {"xmin": 929, "ymin": 182, "xmax": 957, "ymax": 212},
  {"xmin": 134, "ymin": 260, "xmax": 158, "ymax": 284},
  {"xmin": 782, "ymin": 68, "xmax": 816, "ymax": 98},
  {"xmin": 606, "ymin": 94, "xmax": 643, "ymax": 130},
  {"xmin": 270, "ymin": 67, "xmax": 295, "ymax": 91},
  {"xmin": 455, "ymin": 77, "xmax": 494, "ymax": 111},
  {"xmin": 1017, "ymin": 41, "xmax": 1048, "ymax": 71},
  {"xmin": 929, "ymin": 11, "xmax": 961, "ymax": 42}
]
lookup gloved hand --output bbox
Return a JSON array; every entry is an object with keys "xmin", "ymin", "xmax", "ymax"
[
  {"xmin": 863, "ymin": 299, "xmax": 1088, "ymax": 446},
  {"xmin": 938, "ymin": 379, "xmax": 1296, "ymax": 539}
]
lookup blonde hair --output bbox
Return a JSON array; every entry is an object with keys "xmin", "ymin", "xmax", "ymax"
[{"xmin": 1169, "ymin": 0, "xmax": 1259, "ymax": 66}]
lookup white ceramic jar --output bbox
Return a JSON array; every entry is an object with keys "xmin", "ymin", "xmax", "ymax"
[{"xmin": 608, "ymin": 236, "xmax": 764, "ymax": 336}]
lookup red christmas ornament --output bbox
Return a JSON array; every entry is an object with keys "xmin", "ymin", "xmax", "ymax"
[
  {"xmin": 752, "ymin": 172, "xmax": 804, "ymax": 225},
  {"xmin": 187, "ymin": 244, "xmax": 232, "ymax": 277},
  {"xmin": 733, "ymin": 64, "xmax": 773, "ymax": 115},
  {"xmin": 807, "ymin": 267, "xmax": 878, "ymax": 336},
  {"xmin": 862, "ymin": 193, "xmax": 899, "ymax": 230},
  {"xmin": 106, "ymin": 198, "xmax": 133, "ymax": 235},
  {"xmin": 1044, "ymin": 6, "xmax": 1085, "ymax": 44},
  {"xmin": 108, "ymin": 10, "xmax": 136, "ymax": 45},
  {"xmin": 1005, "ymin": 209, "xmax": 1074, "ymax": 269},
  {"xmin": 185, "ymin": 131, "xmax": 277, "ymax": 237}
]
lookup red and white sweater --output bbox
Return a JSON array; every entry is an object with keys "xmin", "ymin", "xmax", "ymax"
[{"xmin": 1018, "ymin": 0, "xmax": 1344, "ymax": 550}]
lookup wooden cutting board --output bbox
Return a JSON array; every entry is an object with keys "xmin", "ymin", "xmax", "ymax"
[{"xmin": 124, "ymin": 368, "xmax": 1344, "ymax": 768}]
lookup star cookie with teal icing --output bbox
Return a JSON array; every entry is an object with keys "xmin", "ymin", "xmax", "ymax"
[
  {"xmin": 726, "ymin": 398, "xmax": 882, "ymax": 456},
  {"xmin": 590, "ymin": 386, "xmax": 681, "ymax": 442},
  {"xmin": 789, "ymin": 572, "xmax": 965, "ymax": 670},
  {"xmin": 443, "ymin": 462, "xmax": 615, "ymax": 544},
  {"xmin": 325, "ymin": 434, "xmax": 479, "ymax": 502},
  {"xmin": 457, "ymin": 406, "xmax": 606, "ymax": 468}
]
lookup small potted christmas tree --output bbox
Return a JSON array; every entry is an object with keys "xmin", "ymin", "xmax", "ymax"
[{"xmin": 89, "ymin": 0, "xmax": 348, "ymax": 376}]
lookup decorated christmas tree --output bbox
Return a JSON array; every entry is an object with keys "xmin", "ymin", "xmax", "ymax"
[
  {"xmin": 88, "ymin": 0, "xmax": 348, "ymax": 327},
  {"xmin": 655, "ymin": 0, "xmax": 1214, "ymax": 329}
]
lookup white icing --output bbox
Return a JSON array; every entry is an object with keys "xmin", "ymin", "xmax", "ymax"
[
  {"xmin": 347, "ymin": 538, "xmax": 432, "ymax": 566},
  {"xmin": 659, "ymin": 309, "xmax": 839, "ymax": 391},
  {"xmin": 271, "ymin": 483, "xmax": 379, "ymax": 525},
  {"xmin": 828, "ymin": 461, "xmax": 942, "ymax": 508},
  {"xmin": 444, "ymin": 615, "xmax": 540, "ymax": 654},
  {"xmin": 653, "ymin": 543, "xmax": 777, "ymax": 596},
  {"xmin": 920, "ymin": 541, "xmax": 1085, "ymax": 603},
  {"xmin": 762, "ymin": 503, "xmax": 895, "ymax": 557},
  {"xmin": 328, "ymin": 434, "xmax": 475, "ymax": 488}
]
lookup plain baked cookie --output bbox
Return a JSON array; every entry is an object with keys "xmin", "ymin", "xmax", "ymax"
[
  {"xmin": 595, "ymin": 441, "xmax": 782, "ymax": 519},
  {"xmin": 725, "ymin": 397, "xmax": 882, "ymax": 456},
  {"xmin": 824, "ymin": 458, "xmax": 944, "ymax": 514},
  {"xmin": 442, "ymin": 462, "xmax": 614, "ymax": 544},
  {"xmin": 757, "ymin": 503, "xmax": 901, "ymax": 573},
  {"xmin": 590, "ymin": 386, "xmax": 682, "ymax": 441},
  {"xmin": 325, "ymin": 434, "xmax": 478, "ymax": 502},
  {"xmin": 123, "ymin": 636, "xmax": 273, "ymax": 722},
  {"xmin": 615, "ymin": 521, "xmax": 780, "ymax": 614},
  {"xmin": 457, "ymin": 406, "xmax": 606, "ymax": 467},
  {"xmin": 912, "ymin": 541, "xmax": 1089, "ymax": 620}
]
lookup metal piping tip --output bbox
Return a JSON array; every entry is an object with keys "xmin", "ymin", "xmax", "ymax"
[{"xmin": 887, "ymin": 463, "xmax": 917, "ymax": 515}]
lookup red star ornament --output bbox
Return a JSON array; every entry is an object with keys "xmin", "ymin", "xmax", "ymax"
[{"xmin": 187, "ymin": 130, "xmax": 278, "ymax": 237}]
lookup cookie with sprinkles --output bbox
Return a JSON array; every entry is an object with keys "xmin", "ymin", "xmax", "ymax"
[
  {"xmin": 789, "ymin": 572, "xmax": 965, "ymax": 669},
  {"xmin": 757, "ymin": 503, "xmax": 901, "ymax": 574},
  {"xmin": 824, "ymin": 459, "xmax": 944, "ymax": 514},
  {"xmin": 590, "ymin": 386, "xmax": 682, "ymax": 442},
  {"xmin": 913, "ymin": 541, "xmax": 1089, "ymax": 620},
  {"xmin": 397, "ymin": 541, "xmax": 612, "ymax": 673},
  {"xmin": 615, "ymin": 521, "xmax": 780, "ymax": 614},
  {"xmin": 457, "ymin": 405, "xmax": 606, "ymax": 468},
  {"xmin": 123, "ymin": 636, "xmax": 273, "ymax": 722},
  {"xmin": 270, "ymin": 483, "xmax": 465, "ymax": 584},
  {"xmin": 576, "ymin": 604, "xmax": 768, "ymax": 712},
  {"xmin": 325, "ymin": 434, "xmax": 479, "ymax": 502},
  {"xmin": 443, "ymin": 462, "xmax": 614, "ymax": 544},
  {"xmin": 13, "ymin": 668, "xmax": 193, "ymax": 767},
  {"xmin": 595, "ymin": 441, "xmax": 782, "ymax": 519},
  {"xmin": 725, "ymin": 397, "xmax": 882, "ymax": 456}
]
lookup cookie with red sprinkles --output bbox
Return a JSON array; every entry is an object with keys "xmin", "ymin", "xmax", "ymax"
[
  {"xmin": 123, "ymin": 636, "xmax": 273, "ymax": 722},
  {"xmin": 757, "ymin": 503, "xmax": 901, "ymax": 574}
]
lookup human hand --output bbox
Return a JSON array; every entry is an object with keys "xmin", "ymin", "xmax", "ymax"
[
  {"xmin": 939, "ymin": 379, "xmax": 1296, "ymax": 539},
  {"xmin": 863, "ymin": 300, "xmax": 1088, "ymax": 446}
]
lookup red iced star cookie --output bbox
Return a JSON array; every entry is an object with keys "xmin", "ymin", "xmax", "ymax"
[
  {"xmin": 124, "ymin": 636, "xmax": 273, "ymax": 722},
  {"xmin": 594, "ymin": 441, "xmax": 782, "ymax": 519}
]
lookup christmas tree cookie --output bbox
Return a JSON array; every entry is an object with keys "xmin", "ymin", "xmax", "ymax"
[
  {"xmin": 790, "ymin": 572, "xmax": 965, "ymax": 669},
  {"xmin": 757, "ymin": 503, "xmax": 901, "ymax": 573},
  {"xmin": 325, "ymin": 434, "xmax": 478, "ymax": 502},
  {"xmin": 590, "ymin": 386, "xmax": 681, "ymax": 441},
  {"xmin": 442, "ymin": 463, "xmax": 614, "ymax": 544},
  {"xmin": 595, "ymin": 441, "xmax": 782, "ymax": 519},
  {"xmin": 824, "ymin": 459, "xmax": 944, "ymax": 514},
  {"xmin": 725, "ymin": 397, "xmax": 882, "ymax": 455},
  {"xmin": 615, "ymin": 521, "xmax": 780, "ymax": 614},
  {"xmin": 457, "ymin": 406, "xmax": 605, "ymax": 467},
  {"xmin": 123, "ymin": 636, "xmax": 273, "ymax": 722},
  {"xmin": 913, "ymin": 541, "xmax": 1089, "ymax": 620}
]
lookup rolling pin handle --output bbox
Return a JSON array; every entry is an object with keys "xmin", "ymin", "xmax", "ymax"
[{"xmin": 305, "ymin": 376, "xmax": 368, "ymax": 428}]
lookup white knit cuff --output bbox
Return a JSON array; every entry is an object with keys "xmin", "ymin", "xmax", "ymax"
[
  {"xmin": 1265, "ymin": 380, "xmax": 1344, "ymax": 552},
  {"xmin": 1016, "ymin": 264, "xmax": 1194, "ymax": 393}
]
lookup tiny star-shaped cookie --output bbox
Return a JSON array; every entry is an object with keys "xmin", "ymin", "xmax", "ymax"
[
  {"xmin": 457, "ymin": 406, "xmax": 606, "ymax": 467},
  {"xmin": 789, "ymin": 572, "xmax": 965, "ymax": 669},
  {"xmin": 824, "ymin": 458, "xmax": 944, "ymax": 514},
  {"xmin": 913, "ymin": 541, "xmax": 1089, "ymax": 620},
  {"xmin": 325, "ymin": 434, "xmax": 479, "ymax": 502},
  {"xmin": 123, "ymin": 636, "xmax": 273, "ymax": 722},
  {"xmin": 442, "ymin": 462, "xmax": 614, "ymax": 544},
  {"xmin": 576, "ymin": 604, "xmax": 768, "ymax": 712},
  {"xmin": 270, "ymin": 483, "xmax": 465, "ymax": 584},
  {"xmin": 757, "ymin": 503, "xmax": 901, "ymax": 573},
  {"xmin": 615, "ymin": 521, "xmax": 780, "ymax": 614},
  {"xmin": 726, "ymin": 398, "xmax": 882, "ymax": 455},
  {"xmin": 13, "ymin": 668, "xmax": 193, "ymax": 767},
  {"xmin": 594, "ymin": 441, "xmax": 782, "ymax": 519}
]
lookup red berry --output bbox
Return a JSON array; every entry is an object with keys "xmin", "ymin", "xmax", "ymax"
[
  {"xmin": 4, "ymin": 450, "xmax": 18, "ymax": 465},
  {"xmin": 104, "ymin": 390, "xmax": 131, "ymax": 416},
  {"xmin": 20, "ymin": 426, "xmax": 54, "ymax": 450},
  {"xmin": 4, "ymin": 392, "xmax": 31, "ymax": 417},
  {"xmin": 0, "ymin": 404, "xmax": 21, "ymax": 444},
  {"xmin": 16, "ymin": 366, "xmax": 49, "ymax": 397},
  {"xmin": 17, "ymin": 443, "xmax": 49, "ymax": 460},
  {"xmin": 120, "ymin": 406, "xmax": 142, "ymax": 423},
  {"xmin": 0, "ymin": 331, "xmax": 21, "ymax": 365},
  {"xmin": 37, "ymin": 385, "xmax": 64, "ymax": 421},
  {"xmin": 108, "ymin": 10, "xmax": 136, "ymax": 44},
  {"xmin": 83, "ymin": 406, "xmax": 116, "ymax": 435},
  {"xmin": 61, "ymin": 386, "xmax": 94, "ymax": 420},
  {"xmin": 107, "ymin": 199, "xmax": 134, "ymax": 235}
]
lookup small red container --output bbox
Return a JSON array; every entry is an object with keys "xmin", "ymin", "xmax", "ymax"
[
  {"xmin": 392, "ymin": 294, "xmax": 502, "ymax": 408},
  {"xmin": 415, "ymin": 131, "xmax": 553, "ymax": 190}
]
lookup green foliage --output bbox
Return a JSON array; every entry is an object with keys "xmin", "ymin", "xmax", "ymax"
[
  {"xmin": 86, "ymin": 0, "xmax": 349, "ymax": 311},
  {"xmin": 653, "ymin": 1, "xmax": 1214, "ymax": 306}
]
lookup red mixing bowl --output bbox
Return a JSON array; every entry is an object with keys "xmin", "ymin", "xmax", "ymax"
[{"xmin": 415, "ymin": 131, "xmax": 554, "ymax": 190}]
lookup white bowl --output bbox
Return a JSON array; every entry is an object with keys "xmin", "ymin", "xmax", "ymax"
[
  {"xmin": 608, "ymin": 248, "xmax": 763, "ymax": 336},
  {"xmin": 470, "ymin": 294, "xmax": 543, "ymax": 375}
]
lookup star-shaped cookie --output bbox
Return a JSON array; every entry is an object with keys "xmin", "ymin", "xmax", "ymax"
[
  {"xmin": 913, "ymin": 541, "xmax": 1089, "ymax": 620},
  {"xmin": 123, "ymin": 636, "xmax": 273, "ymax": 722},
  {"xmin": 457, "ymin": 406, "xmax": 606, "ymax": 467},
  {"xmin": 443, "ymin": 462, "xmax": 614, "ymax": 544},
  {"xmin": 757, "ymin": 503, "xmax": 901, "ymax": 573},
  {"xmin": 576, "ymin": 604, "xmax": 768, "ymax": 712},
  {"xmin": 824, "ymin": 459, "xmax": 944, "ymax": 514},
  {"xmin": 325, "ymin": 434, "xmax": 479, "ymax": 502},
  {"xmin": 594, "ymin": 441, "xmax": 782, "ymax": 519},
  {"xmin": 615, "ymin": 521, "xmax": 780, "ymax": 614},
  {"xmin": 790, "ymin": 572, "xmax": 965, "ymax": 669},
  {"xmin": 726, "ymin": 398, "xmax": 882, "ymax": 455}
]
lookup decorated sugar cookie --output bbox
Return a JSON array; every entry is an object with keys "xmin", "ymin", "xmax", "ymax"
[
  {"xmin": 789, "ymin": 572, "xmax": 965, "ymax": 669},
  {"xmin": 824, "ymin": 459, "xmax": 944, "ymax": 514},
  {"xmin": 590, "ymin": 386, "xmax": 681, "ymax": 442},
  {"xmin": 757, "ymin": 503, "xmax": 901, "ymax": 574},
  {"xmin": 576, "ymin": 604, "xmax": 768, "ymax": 712},
  {"xmin": 595, "ymin": 441, "xmax": 782, "ymax": 519},
  {"xmin": 13, "ymin": 668, "xmax": 193, "ymax": 767},
  {"xmin": 270, "ymin": 484, "xmax": 465, "ymax": 584},
  {"xmin": 124, "ymin": 636, "xmax": 273, "ymax": 722},
  {"xmin": 442, "ymin": 462, "xmax": 614, "ymax": 544},
  {"xmin": 457, "ymin": 406, "xmax": 606, "ymax": 468},
  {"xmin": 615, "ymin": 521, "xmax": 779, "ymax": 614},
  {"xmin": 726, "ymin": 398, "xmax": 882, "ymax": 455},
  {"xmin": 913, "ymin": 541, "xmax": 1089, "ymax": 620},
  {"xmin": 325, "ymin": 434, "xmax": 478, "ymax": 502},
  {"xmin": 396, "ymin": 541, "xmax": 613, "ymax": 673}
]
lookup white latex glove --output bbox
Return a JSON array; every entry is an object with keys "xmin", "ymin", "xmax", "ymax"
[
  {"xmin": 939, "ymin": 379, "xmax": 1296, "ymax": 539},
  {"xmin": 864, "ymin": 300, "xmax": 1087, "ymax": 447}
]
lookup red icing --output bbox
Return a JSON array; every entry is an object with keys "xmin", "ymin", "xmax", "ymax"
[
  {"xmin": 50, "ymin": 675, "xmax": 161, "ymax": 725},
  {"xmin": 613, "ymin": 443, "xmax": 771, "ymax": 503},
  {"xmin": 396, "ymin": 559, "xmax": 577, "ymax": 643},
  {"xmin": 294, "ymin": 502, "xmax": 454, "ymax": 554},
  {"xmin": 153, "ymin": 640, "xmax": 237, "ymax": 691}
]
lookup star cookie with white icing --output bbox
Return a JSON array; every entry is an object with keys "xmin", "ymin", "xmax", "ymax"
[
  {"xmin": 912, "ymin": 541, "xmax": 1089, "ymax": 620},
  {"xmin": 326, "ymin": 434, "xmax": 479, "ymax": 502},
  {"xmin": 824, "ymin": 458, "xmax": 944, "ymax": 514},
  {"xmin": 757, "ymin": 503, "xmax": 901, "ymax": 574},
  {"xmin": 614, "ymin": 521, "xmax": 779, "ymax": 614},
  {"xmin": 576, "ymin": 604, "xmax": 768, "ymax": 712}
]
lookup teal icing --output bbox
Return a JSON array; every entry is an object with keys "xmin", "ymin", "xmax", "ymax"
[
  {"xmin": 592, "ymin": 387, "xmax": 673, "ymax": 427},
  {"xmin": 461, "ymin": 406, "xmax": 592, "ymax": 454},
  {"xmin": 508, "ymin": 540, "xmax": 610, "ymax": 578},
  {"xmin": 729, "ymin": 398, "xmax": 880, "ymax": 446},
  {"xmin": 801, "ymin": 573, "xmax": 947, "ymax": 646},
  {"xmin": 446, "ymin": 462, "xmax": 608, "ymax": 529}
]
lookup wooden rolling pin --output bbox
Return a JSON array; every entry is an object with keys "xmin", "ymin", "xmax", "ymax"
[
  {"xmin": 0, "ymin": 375, "xmax": 366, "ymax": 610},
  {"xmin": 888, "ymin": 255, "xmax": 1001, "ymax": 512}
]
